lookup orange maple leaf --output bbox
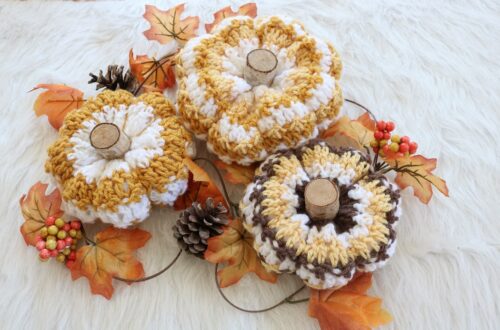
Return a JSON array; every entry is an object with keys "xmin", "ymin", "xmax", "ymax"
[
  {"xmin": 385, "ymin": 155, "xmax": 449, "ymax": 204},
  {"xmin": 214, "ymin": 160, "xmax": 256, "ymax": 185},
  {"xmin": 129, "ymin": 49, "xmax": 176, "ymax": 92},
  {"xmin": 205, "ymin": 3, "xmax": 257, "ymax": 33},
  {"xmin": 309, "ymin": 272, "xmax": 393, "ymax": 330},
  {"xmin": 143, "ymin": 3, "xmax": 199, "ymax": 45},
  {"xmin": 69, "ymin": 227, "xmax": 151, "ymax": 300},
  {"xmin": 322, "ymin": 113, "xmax": 375, "ymax": 150},
  {"xmin": 31, "ymin": 84, "xmax": 84, "ymax": 130},
  {"xmin": 204, "ymin": 218, "xmax": 278, "ymax": 287},
  {"xmin": 19, "ymin": 182, "xmax": 64, "ymax": 246},
  {"xmin": 174, "ymin": 158, "xmax": 226, "ymax": 210}
]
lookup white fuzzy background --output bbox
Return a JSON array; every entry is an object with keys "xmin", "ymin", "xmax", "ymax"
[{"xmin": 0, "ymin": 0, "xmax": 499, "ymax": 329}]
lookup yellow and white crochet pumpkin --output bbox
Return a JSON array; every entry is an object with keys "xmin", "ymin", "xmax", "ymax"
[
  {"xmin": 45, "ymin": 90, "xmax": 194, "ymax": 228},
  {"xmin": 177, "ymin": 15, "xmax": 343, "ymax": 165},
  {"xmin": 240, "ymin": 141, "xmax": 401, "ymax": 289}
]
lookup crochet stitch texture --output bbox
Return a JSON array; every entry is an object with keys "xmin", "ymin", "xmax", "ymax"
[
  {"xmin": 240, "ymin": 141, "xmax": 401, "ymax": 289},
  {"xmin": 177, "ymin": 15, "xmax": 343, "ymax": 165},
  {"xmin": 45, "ymin": 90, "xmax": 193, "ymax": 228}
]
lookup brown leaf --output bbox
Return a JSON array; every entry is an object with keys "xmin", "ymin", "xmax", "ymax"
[
  {"xmin": 19, "ymin": 182, "xmax": 64, "ymax": 246},
  {"xmin": 129, "ymin": 49, "xmax": 176, "ymax": 92},
  {"xmin": 385, "ymin": 155, "xmax": 449, "ymax": 204},
  {"xmin": 205, "ymin": 218, "xmax": 278, "ymax": 287},
  {"xmin": 69, "ymin": 227, "xmax": 151, "ymax": 300},
  {"xmin": 31, "ymin": 84, "xmax": 84, "ymax": 130},
  {"xmin": 143, "ymin": 3, "xmax": 199, "ymax": 45},
  {"xmin": 205, "ymin": 3, "xmax": 257, "ymax": 33},
  {"xmin": 214, "ymin": 160, "xmax": 256, "ymax": 185},
  {"xmin": 322, "ymin": 113, "xmax": 375, "ymax": 150},
  {"xmin": 308, "ymin": 273, "xmax": 392, "ymax": 330},
  {"xmin": 174, "ymin": 158, "xmax": 226, "ymax": 210}
]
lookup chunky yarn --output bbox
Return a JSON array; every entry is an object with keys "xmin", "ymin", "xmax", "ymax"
[
  {"xmin": 45, "ymin": 90, "xmax": 194, "ymax": 228},
  {"xmin": 177, "ymin": 15, "xmax": 343, "ymax": 165},
  {"xmin": 240, "ymin": 141, "xmax": 401, "ymax": 289}
]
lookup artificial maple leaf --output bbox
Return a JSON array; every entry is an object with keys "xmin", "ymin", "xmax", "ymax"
[
  {"xmin": 322, "ymin": 113, "xmax": 375, "ymax": 150},
  {"xmin": 205, "ymin": 3, "xmax": 257, "ymax": 33},
  {"xmin": 129, "ymin": 49, "xmax": 176, "ymax": 92},
  {"xmin": 174, "ymin": 158, "xmax": 226, "ymax": 210},
  {"xmin": 204, "ymin": 218, "xmax": 278, "ymax": 287},
  {"xmin": 31, "ymin": 84, "xmax": 84, "ymax": 130},
  {"xmin": 143, "ymin": 3, "xmax": 199, "ymax": 45},
  {"xmin": 214, "ymin": 160, "xmax": 256, "ymax": 185},
  {"xmin": 385, "ymin": 155, "xmax": 449, "ymax": 204},
  {"xmin": 309, "ymin": 272, "xmax": 392, "ymax": 330},
  {"xmin": 69, "ymin": 227, "xmax": 151, "ymax": 300},
  {"xmin": 19, "ymin": 182, "xmax": 64, "ymax": 246}
]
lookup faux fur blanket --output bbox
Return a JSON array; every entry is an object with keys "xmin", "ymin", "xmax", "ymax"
[{"xmin": 0, "ymin": 0, "xmax": 498, "ymax": 329}]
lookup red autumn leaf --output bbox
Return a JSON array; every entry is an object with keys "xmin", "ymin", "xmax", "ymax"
[
  {"xmin": 129, "ymin": 49, "xmax": 176, "ymax": 92},
  {"xmin": 69, "ymin": 227, "xmax": 151, "ymax": 300},
  {"xmin": 31, "ymin": 84, "xmax": 84, "ymax": 130},
  {"xmin": 322, "ymin": 113, "xmax": 375, "ymax": 150},
  {"xmin": 205, "ymin": 3, "xmax": 257, "ymax": 33},
  {"xmin": 143, "ymin": 3, "xmax": 199, "ymax": 45},
  {"xmin": 19, "ymin": 182, "xmax": 64, "ymax": 246},
  {"xmin": 174, "ymin": 158, "xmax": 226, "ymax": 210},
  {"xmin": 214, "ymin": 160, "xmax": 256, "ymax": 185},
  {"xmin": 309, "ymin": 272, "xmax": 392, "ymax": 330},
  {"xmin": 204, "ymin": 218, "xmax": 277, "ymax": 287},
  {"xmin": 385, "ymin": 155, "xmax": 449, "ymax": 204}
]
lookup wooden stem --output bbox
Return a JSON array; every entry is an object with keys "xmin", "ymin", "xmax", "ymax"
[
  {"xmin": 90, "ymin": 123, "xmax": 130, "ymax": 159},
  {"xmin": 243, "ymin": 48, "xmax": 278, "ymax": 87},
  {"xmin": 304, "ymin": 179, "xmax": 340, "ymax": 222}
]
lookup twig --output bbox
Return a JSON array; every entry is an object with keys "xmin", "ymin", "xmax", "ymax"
[
  {"xmin": 214, "ymin": 264, "xmax": 307, "ymax": 313},
  {"xmin": 132, "ymin": 51, "xmax": 178, "ymax": 96},
  {"xmin": 80, "ymin": 223, "xmax": 182, "ymax": 282},
  {"xmin": 114, "ymin": 249, "xmax": 182, "ymax": 283},
  {"xmin": 193, "ymin": 157, "xmax": 239, "ymax": 218},
  {"xmin": 344, "ymin": 98, "xmax": 380, "ymax": 168}
]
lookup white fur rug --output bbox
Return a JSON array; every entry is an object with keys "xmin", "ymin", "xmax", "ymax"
[{"xmin": 1, "ymin": 0, "xmax": 499, "ymax": 329}]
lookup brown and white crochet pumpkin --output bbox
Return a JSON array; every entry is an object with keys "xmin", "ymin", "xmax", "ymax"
[
  {"xmin": 176, "ymin": 15, "xmax": 343, "ymax": 165},
  {"xmin": 45, "ymin": 90, "xmax": 194, "ymax": 228},
  {"xmin": 240, "ymin": 141, "xmax": 401, "ymax": 289}
]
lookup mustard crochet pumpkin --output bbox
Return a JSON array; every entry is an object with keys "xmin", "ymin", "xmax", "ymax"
[
  {"xmin": 240, "ymin": 141, "xmax": 401, "ymax": 289},
  {"xmin": 45, "ymin": 90, "xmax": 194, "ymax": 228},
  {"xmin": 177, "ymin": 15, "xmax": 343, "ymax": 165}
]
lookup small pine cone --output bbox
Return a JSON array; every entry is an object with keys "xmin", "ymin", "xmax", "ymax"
[
  {"xmin": 88, "ymin": 65, "xmax": 137, "ymax": 93},
  {"xmin": 173, "ymin": 198, "xmax": 229, "ymax": 258}
]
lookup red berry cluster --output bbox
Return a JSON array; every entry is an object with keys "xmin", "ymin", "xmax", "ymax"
[
  {"xmin": 370, "ymin": 120, "xmax": 418, "ymax": 157},
  {"xmin": 35, "ymin": 216, "xmax": 82, "ymax": 268}
]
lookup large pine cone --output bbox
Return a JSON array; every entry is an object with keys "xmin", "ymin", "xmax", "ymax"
[
  {"xmin": 88, "ymin": 65, "xmax": 137, "ymax": 92},
  {"xmin": 172, "ymin": 198, "xmax": 229, "ymax": 258}
]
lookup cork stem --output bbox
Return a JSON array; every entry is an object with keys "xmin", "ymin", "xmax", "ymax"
[
  {"xmin": 90, "ymin": 123, "xmax": 131, "ymax": 159},
  {"xmin": 243, "ymin": 48, "xmax": 278, "ymax": 87},
  {"xmin": 304, "ymin": 179, "xmax": 340, "ymax": 222}
]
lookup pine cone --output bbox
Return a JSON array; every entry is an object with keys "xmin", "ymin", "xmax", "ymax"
[
  {"xmin": 88, "ymin": 65, "xmax": 137, "ymax": 92},
  {"xmin": 173, "ymin": 198, "xmax": 229, "ymax": 258}
]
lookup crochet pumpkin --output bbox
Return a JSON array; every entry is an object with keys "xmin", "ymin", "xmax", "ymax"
[
  {"xmin": 45, "ymin": 90, "xmax": 194, "ymax": 228},
  {"xmin": 240, "ymin": 141, "xmax": 401, "ymax": 289},
  {"xmin": 177, "ymin": 15, "xmax": 343, "ymax": 165}
]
